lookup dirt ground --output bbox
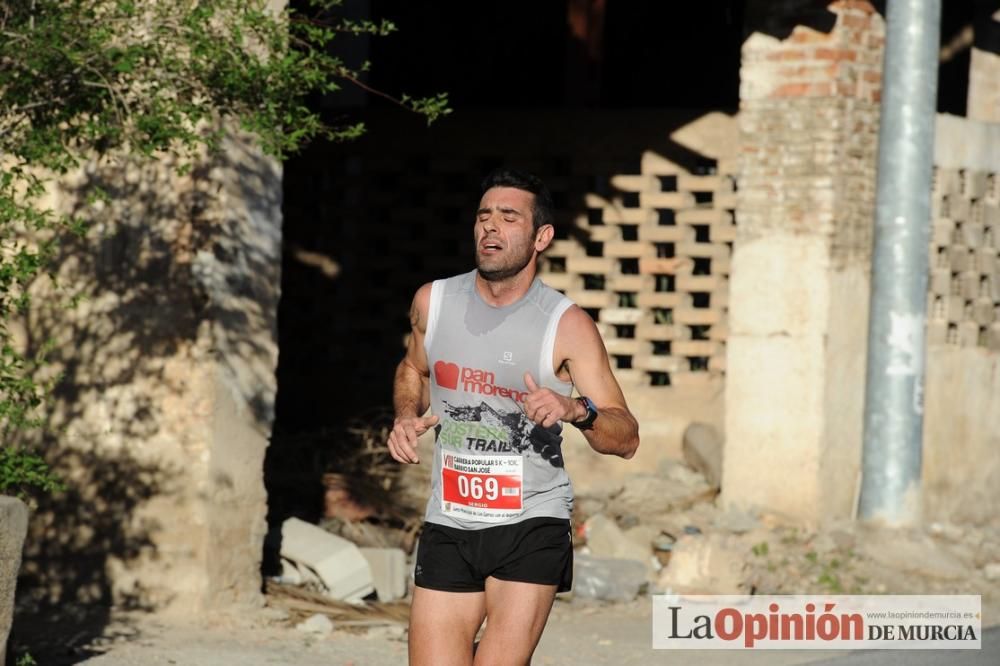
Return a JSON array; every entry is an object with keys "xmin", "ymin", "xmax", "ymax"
[
  {"xmin": 16, "ymin": 510, "xmax": 999, "ymax": 666},
  {"xmin": 24, "ymin": 599, "xmax": 846, "ymax": 666},
  {"xmin": 13, "ymin": 460, "xmax": 1000, "ymax": 665},
  {"xmin": 18, "ymin": 594, "xmax": 993, "ymax": 666}
]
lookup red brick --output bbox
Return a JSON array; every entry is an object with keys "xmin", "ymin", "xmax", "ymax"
[
  {"xmin": 837, "ymin": 82, "xmax": 858, "ymax": 97},
  {"xmin": 790, "ymin": 25, "xmax": 835, "ymax": 44},
  {"xmin": 778, "ymin": 64, "xmax": 838, "ymax": 79},
  {"xmin": 815, "ymin": 47, "xmax": 859, "ymax": 62},
  {"xmin": 771, "ymin": 82, "xmax": 834, "ymax": 98},
  {"xmin": 863, "ymin": 70, "xmax": 881, "ymax": 83},
  {"xmin": 766, "ymin": 49, "xmax": 809, "ymax": 61},
  {"xmin": 830, "ymin": 0, "xmax": 878, "ymax": 14},
  {"xmin": 841, "ymin": 14, "xmax": 872, "ymax": 29},
  {"xmin": 772, "ymin": 82, "xmax": 810, "ymax": 97}
]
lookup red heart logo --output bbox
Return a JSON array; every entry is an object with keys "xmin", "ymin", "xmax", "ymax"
[{"xmin": 434, "ymin": 361, "xmax": 460, "ymax": 390}]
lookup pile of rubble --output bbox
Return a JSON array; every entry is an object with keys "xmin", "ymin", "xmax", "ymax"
[{"xmin": 266, "ymin": 422, "xmax": 1000, "ymax": 631}]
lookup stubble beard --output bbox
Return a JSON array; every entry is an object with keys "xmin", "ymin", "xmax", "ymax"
[{"xmin": 475, "ymin": 246, "xmax": 534, "ymax": 282}]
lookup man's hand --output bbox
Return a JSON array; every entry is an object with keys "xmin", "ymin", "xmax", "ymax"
[
  {"xmin": 388, "ymin": 414, "xmax": 440, "ymax": 464},
  {"xmin": 521, "ymin": 372, "xmax": 585, "ymax": 428}
]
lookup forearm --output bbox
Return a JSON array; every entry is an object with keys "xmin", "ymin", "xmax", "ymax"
[
  {"xmin": 580, "ymin": 407, "xmax": 639, "ymax": 459},
  {"xmin": 393, "ymin": 359, "xmax": 428, "ymax": 419}
]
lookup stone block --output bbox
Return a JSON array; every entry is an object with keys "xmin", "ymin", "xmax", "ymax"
[
  {"xmin": 583, "ymin": 514, "xmax": 653, "ymax": 576},
  {"xmin": 359, "ymin": 547, "xmax": 408, "ymax": 602},
  {"xmin": 566, "ymin": 256, "xmax": 615, "ymax": 274},
  {"xmin": 606, "ymin": 274, "xmax": 652, "ymax": 292},
  {"xmin": 682, "ymin": 422, "xmax": 723, "ymax": 490},
  {"xmin": 655, "ymin": 534, "xmax": 746, "ymax": 594},
  {"xmin": 565, "ymin": 290, "xmax": 615, "ymax": 309},
  {"xmin": 598, "ymin": 308, "xmax": 645, "ymax": 325},
  {"xmin": 1, "ymin": 497, "xmax": 29, "ymax": 665},
  {"xmin": 633, "ymin": 354, "xmax": 684, "ymax": 373},
  {"xmin": 296, "ymin": 613, "xmax": 335, "ymax": 635},
  {"xmin": 280, "ymin": 517, "xmax": 374, "ymax": 602},
  {"xmin": 573, "ymin": 553, "xmax": 648, "ymax": 602},
  {"xmin": 637, "ymin": 224, "xmax": 691, "ymax": 243},
  {"xmin": 603, "ymin": 338, "xmax": 641, "ymax": 356}
]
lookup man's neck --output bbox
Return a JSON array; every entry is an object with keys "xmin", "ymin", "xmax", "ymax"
[{"xmin": 474, "ymin": 264, "xmax": 538, "ymax": 307}]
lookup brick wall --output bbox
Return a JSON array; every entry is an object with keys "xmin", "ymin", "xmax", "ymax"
[
  {"xmin": 539, "ymin": 156, "xmax": 736, "ymax": 388},
  {"xmin": 927, "ymin": 167, "xmax": 1000, "ymax": 349},
  {"xmin": 739, "ymin": 0, "xmax": 883, "ymax": 261}
]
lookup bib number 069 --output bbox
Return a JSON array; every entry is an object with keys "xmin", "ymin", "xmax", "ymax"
[{"xmin": 457, "ymin": 475, "xmax": 499, "ymax": 501}]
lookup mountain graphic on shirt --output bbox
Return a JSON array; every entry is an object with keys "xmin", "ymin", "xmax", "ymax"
[{"xmin": 442, "ymin": 401, "xmax": 564, "ymax": 468}]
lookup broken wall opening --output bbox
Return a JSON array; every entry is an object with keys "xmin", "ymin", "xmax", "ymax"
[{"xmin": 266, "ymin": 2, "xmax": 747, "ymax": 569}]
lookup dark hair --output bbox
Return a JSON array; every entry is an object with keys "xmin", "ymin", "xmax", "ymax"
[{"xmin": 480, "ymin": 168, "xmax": 555, "ymax": 232}]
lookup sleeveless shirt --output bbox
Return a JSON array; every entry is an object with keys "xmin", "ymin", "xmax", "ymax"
[{"xmin": 423, "ymin": 270, "xmax": 576, "ymax": 530}]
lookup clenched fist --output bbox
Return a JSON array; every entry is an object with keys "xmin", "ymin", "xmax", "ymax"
[{"xmin": 388, "ymin": 414, "xmax": 439, "ymax": 464}]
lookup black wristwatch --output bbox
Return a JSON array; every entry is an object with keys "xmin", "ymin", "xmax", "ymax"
[{"xmin": 571, "ymin": 396, "xmax": 598, "ymax": 430}]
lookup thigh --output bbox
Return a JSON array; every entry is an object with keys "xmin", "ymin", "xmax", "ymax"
[
  {"xmin": 473, "ymin": 577, "xmax": 558, "ymax": 666},
  {"xmin": 409, "ymin": 585, "xmax": 486, "ymax": 666}
]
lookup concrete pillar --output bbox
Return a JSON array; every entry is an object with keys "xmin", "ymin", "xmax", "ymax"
[
  {"xmin": 20, "ymin": 130, "xmax": 281, "ymax": 615},
  {"xmin": 721, "ymin": 1, "xmax": 885, "ymax": 523},
  {"xmin": 968, "ymin": 2, "xmax": 1000, "ymax": 123},
  {"xmin": 1, "ymin": 497, "xmax": 29, "ymax": 663}
]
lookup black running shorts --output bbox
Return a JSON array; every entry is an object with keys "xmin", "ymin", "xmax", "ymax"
[{"xmin": 414, "ymin": 517, "xmax": 573, "ymax": 593}]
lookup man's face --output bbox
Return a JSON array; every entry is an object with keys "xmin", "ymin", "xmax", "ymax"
[{"xmin": 474, "ymin": 186, "xmax": 543, "ymax": 282}]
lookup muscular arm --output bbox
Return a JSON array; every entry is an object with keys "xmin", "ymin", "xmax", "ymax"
[
  {"xmin": 388, "ymin": 283, "xmax": 437, "ymax": 464},
  {"xmin": 555, "ymin": 306, "xmax": 639, "ymax": 458},
  {"xmin": 393, "ymin": 284, "xmax": 432, "ymax": 418},
  {"xmin": 521, "ymin": 305, "xmax": 639, "ymax": 459}
]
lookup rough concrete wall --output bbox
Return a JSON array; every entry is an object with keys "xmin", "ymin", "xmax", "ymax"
[
  {"xmin": 18, "ymin": 130, "xmax": 281, "ymax": 615},
  {"xmin": 722, "ymin": 1, "xmax": 883, "ymax": 522},
  {"xmin": 923, "ymin": 347, "xmax": 1000, "ymax": 525},
  {"xmin": 922, "ymin": 114, "xmax": 1000, "ymax": 525},
  {"xmin": 1, "ymin": 497, "xmax": 29, "ymax": 663}
]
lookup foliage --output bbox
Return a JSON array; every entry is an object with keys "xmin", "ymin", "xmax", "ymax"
[
  {"xmin": 0, "ymin": 0, "xmax": 449, "ymax": 495},
  {"xmin": 15, "ymin": 650, "xmax": 38, "ymax": 666},
  {"xmin": 0, "ymin": 445, "xmax": 64, "ymax": 498}
]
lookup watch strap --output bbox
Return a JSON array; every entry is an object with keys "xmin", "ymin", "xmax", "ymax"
[{"xmin": 571, "ymin": 396, "xmax": 598, "ymax": 430}]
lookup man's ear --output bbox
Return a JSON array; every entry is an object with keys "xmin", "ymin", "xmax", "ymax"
[{"xmin": 535, "ymin": 224, "xmax": 555, "ymax": 252}]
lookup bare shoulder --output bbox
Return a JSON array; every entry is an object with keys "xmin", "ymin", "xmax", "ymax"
[
  {"xmin": 410, "ymin": 282, "xmax": 434, "ymax": 332},
  {"xmin": 556, "ymin": 304, "xmax": 603, "ymax": 347}
]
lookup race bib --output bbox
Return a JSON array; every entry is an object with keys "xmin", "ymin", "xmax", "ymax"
[{"xmin": 441, "ymin": 450, "xmax": 523, "ymax": 523}]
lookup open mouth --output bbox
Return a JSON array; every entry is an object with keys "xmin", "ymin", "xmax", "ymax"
[{"xmin": 480, "ymin": 241, "xmax": 503, "ymax": 254}]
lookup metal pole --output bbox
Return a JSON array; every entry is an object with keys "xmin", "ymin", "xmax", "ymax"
[{"xmin": 859, "ymin": 0, "xmax": 941, "ymax": 525}]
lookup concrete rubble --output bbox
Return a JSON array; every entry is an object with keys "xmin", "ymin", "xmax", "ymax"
[
  {"xmin": 573, "ymin": 554, "xmax": 648, "ymax": 602},
  {"xmin": 280, "ymin": 518, "xmax": 374, "ymax": 602},
  {"xmin": 682, "ymin": 422, "xmax": 723, "ymax": 490},
  {"xmin": 268, "ymin": 454, "xmax": 1000, "ymax": 629},
  {"xmin": 295, "ymin": 613, "xmax": 335, "ymax": 635},
  {"xmin": 359, "ymin": 548, "xmax": 408, "ymax": 603},
  {"xmin": 655, "ymin": 534, "xmax": 746, "ymax": 594}
]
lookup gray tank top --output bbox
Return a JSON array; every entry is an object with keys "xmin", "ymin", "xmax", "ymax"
[{"xmin": 423, "ymin": 270, "xmax": 576, "ymax": 530}]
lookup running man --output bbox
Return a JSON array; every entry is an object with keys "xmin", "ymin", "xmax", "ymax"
[{"xmin": 388, "ymin": 168, "xmax": 639, "ymax": 665}]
